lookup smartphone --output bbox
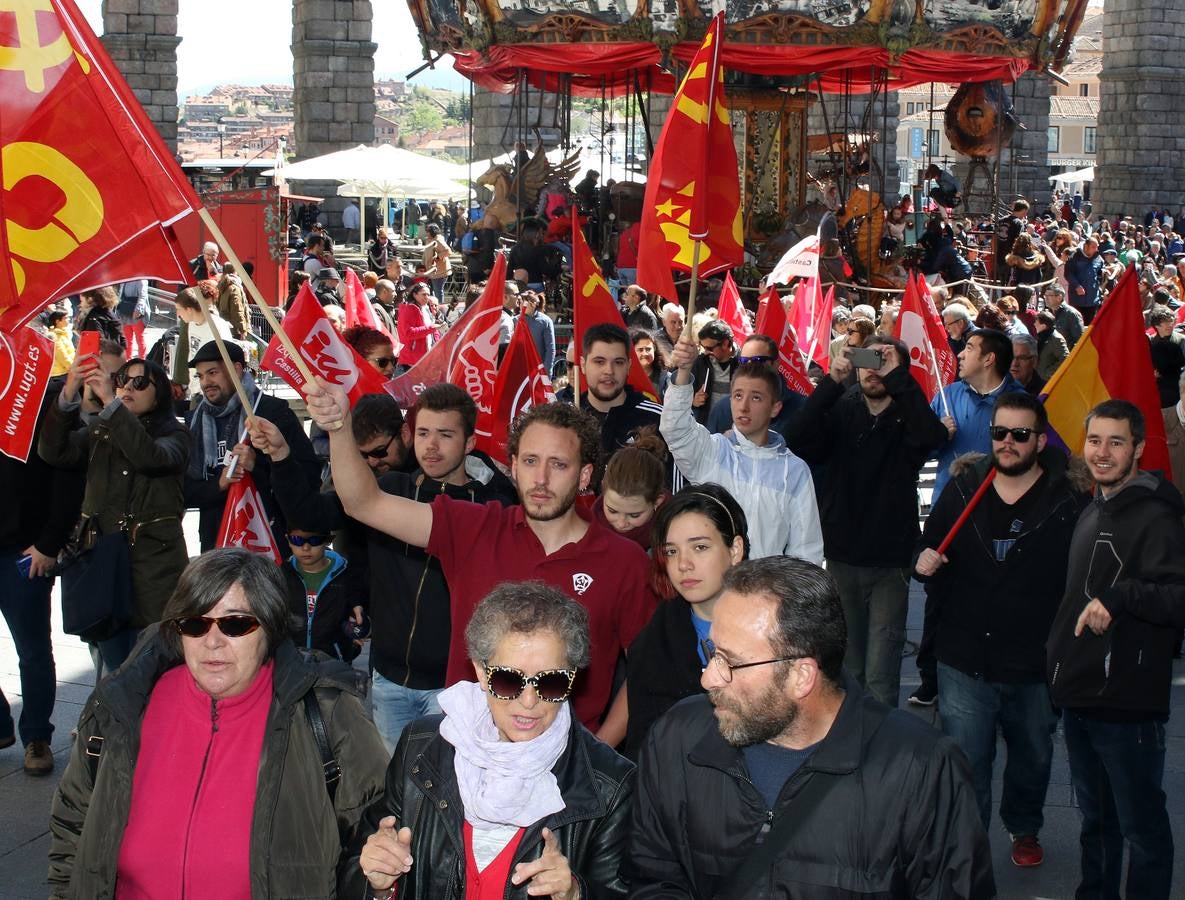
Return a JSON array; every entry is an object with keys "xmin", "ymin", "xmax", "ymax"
[
  {"xmin": 847, "ymin": 347, "xmax": 885, "ymax": 370},
  {"xmin": 77, "ymin": 330, "xmax": 100, "ymax": 357},
  {"xmin": 15, "ymin": 554, "xmax": 32, "ymax": 578}
]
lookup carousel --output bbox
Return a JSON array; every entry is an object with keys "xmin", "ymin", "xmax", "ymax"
[{"xmin": 406, "ymin": 0, "xmax": 1089, "ymax": 299}]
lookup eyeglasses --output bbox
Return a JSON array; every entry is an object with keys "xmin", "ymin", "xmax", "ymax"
[
  {"xmin": 368, "ymin": 356, "xmax": 395, "ymax": 369},
  {"xmin": 114, "ymin": 372, "xmax": 152, "ymax": 391},
  {"xmin": 737, "ymin": 354, "xmax": 774, "ymax": 365},
  {"xmin": 359, "ymin": 435, "xmax": 396, "ymax": 460},
  {"xmin": 287, "ymin": 534, "xmax": 328, "ymax": 547},
  {"xmin": 989, "ymin": 426, "xmax": 1036, "ymax": 443},
  {"xmin": 173, "ymin": 614, "xmax": 262, "ymax": 639},
  {"xmin": 700, "ymin": 341, "xmax": 721, "ymax": 352},
  {"xmin": 703, "ymin": 643, "xmax": 803, "ymax": 684},
  {"xmin": 482, "ymin": 664, "xmax": 577, "ymax": 703},
  {"xmin": 1013, "ymin": 354, "xmax": 1036, "ymax": 362}
]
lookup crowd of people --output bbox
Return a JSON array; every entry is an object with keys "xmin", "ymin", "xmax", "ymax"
[{"xmin": 4, "ymin": 190, "xmax": 1185, "ymax": 899}]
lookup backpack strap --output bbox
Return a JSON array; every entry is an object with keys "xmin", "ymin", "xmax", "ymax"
[{"xmin": 303, "ymin": 689, "xmax": 341, "ymax": 805}]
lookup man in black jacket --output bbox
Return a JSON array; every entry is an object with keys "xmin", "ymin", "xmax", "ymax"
[
  {"xmin": 1046, "ymin": 400, "xmax": 1185, "ymax": 900},
  {"xmin": 788, "ymin": 336, "xmax": 947, "ymax": 707},
  {"xmin": 254, "ymin": 384, "xmax": 517, "ymax": 750},
  {"xmin": 183, "ymin": 341, "xmax": 320, "ymax": 554},
  {"xmin": 915, "ymin": 392, "xmax": 1088, "ymax": 868},
  {"xmin": 628, "ymin": 556, "xmax": 994, "ymax": 899},
  {"xmin": 689, "ymin": 319, "xmax": 738, "ymax": 425}
]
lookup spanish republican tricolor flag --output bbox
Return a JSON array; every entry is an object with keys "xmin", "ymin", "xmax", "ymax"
[
  {"xmin": 636, "ymin": 12, "xmax": 742, "ymax": 303},
  {"xmin": 1042, "ymin": 265, "xmax": 1171, "ymax": 477}
]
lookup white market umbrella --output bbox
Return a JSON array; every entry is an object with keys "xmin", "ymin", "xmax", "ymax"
[{"xmin": 1048, "ymin": 165, "xmax": 1095, "ymax": 185}]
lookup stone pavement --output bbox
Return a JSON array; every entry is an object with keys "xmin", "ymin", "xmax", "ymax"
[{"xmin": 4, "ymin": 540, "xmax": 1185, "ymax": 897}]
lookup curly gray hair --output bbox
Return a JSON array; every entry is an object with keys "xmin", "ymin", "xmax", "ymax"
[{"xmin": 465, "ymin": 582, "xmax": 591, "ymax": 670}]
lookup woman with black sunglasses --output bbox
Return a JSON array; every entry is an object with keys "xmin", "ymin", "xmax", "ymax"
[
  {"xmin": 343, "ymin": 581, "xmax": 634, "ymax": 900},
  {"xmin": 39, "ymin": 355, "xmax": 189, "ymax": 673},
  {"xmin": 48, "ymin": 549, "xmax": 389, "ymax": 898}
]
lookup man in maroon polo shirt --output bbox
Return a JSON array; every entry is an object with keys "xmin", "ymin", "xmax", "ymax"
[{"xmin": 307, "ymin": 384, "xmax": 654, "ymax": 745}]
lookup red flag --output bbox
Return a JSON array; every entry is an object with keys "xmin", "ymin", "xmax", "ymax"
[
  {"xmin": 0, "ymin": 0, "xmax": 201, "ymax": 333},
  {"xmin": 788, "ymin": 278, "xmax": 832, "ymax": 373},
  {"xmin": 754, "ymin": 286, "xmax": 812, "ymax": 396},
  {"xmin": 571, "ymin": 221, "xmax": 661, "ymax": 402},
  {"xmin": 636, "ymin": 13, "xmax": 743, "ymax": 302},
  {"xmin": 716, "ymin": 272, "xmax": 752, "ymax": 341},
  {"xmin": 216, "ymin": 472, "xmax": 281, "ymax": 563},
  {"xmin": 0, "ymin": 325, "xmax": 54, "ymax": 462},
  {"xmin": 261, "ymin": 284, "xmax": 389, "ymax": 405},
  {"xmin": 386, "ymin": 254, "xmax": 508, "ymax": 441},
  {"xmin": 343, "ymin": 268, "xmax": 396, "ymax": 346},
  {"xmin": 894, "ymin": 273, "xmax": 956, "ymax": 402},
  {"xmin": 481, "ymin": 316, "xmax": 557, "ymax": 464}
]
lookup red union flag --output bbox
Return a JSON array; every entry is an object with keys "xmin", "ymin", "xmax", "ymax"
[
  {"xmin": 386, "ymin": 254, "xmax": 507, "ymax": 442},
  {"xmin": 0, "ymin": 0, "xmax": 200, "ymax": 333},
  {"xmin": 261, "ymin": 283, "xmax": 389, "ymax": 405},
  {"xmin": 481, "ymin": 316, "xmax": 556, "ymax": 464},
  {"xmin": 894, "ymin": 273, "xmax": 956, "ymax": 402},
  {"xmin": 0, "ymin": 325, "xmax": 53, "ymax": 461},
  {"xmin": 753, "ymin": 286, "xmax": 812, "ymax": 397},
  {"xmin": 636, "ymin": 12, "xmax": 742, "ymax": 302},
  {"xmin": 216, "ymin": 472, "xmax": 281, "ymax": 563},
  {"xmin": 716, "ymin": 272, "xmax": 752, "ymax": 341},
  {"xmin": 343, "ymin": 267, "xmax": 395, "ymax": 345},
  {"xmin": 788, "ymin": 278, "xmax": 832, "ymax": 373}
]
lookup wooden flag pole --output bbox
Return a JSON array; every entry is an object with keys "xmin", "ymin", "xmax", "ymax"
[
  {"xmin": 570, "ymin": 214, "xmax": 582, "ymax": 404},
  {"xmin": 197, "ymin": 294, "xmax": 255, "ymax": 421},
  {"xmin": 681, "ymin": 240, "xmax": 704, "ymax": 340},
  {"xmin": 197, "ymin": 206, "xmax": 317, "ymax": 386}
]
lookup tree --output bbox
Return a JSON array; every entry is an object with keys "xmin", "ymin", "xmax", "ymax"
[
  {"xmin": 406, "ymin": 100, "xmax": 444, "ymax": 135},
  {"xmin": 445, "ymin": 94, "xmax": 471, "ymax": 123}
]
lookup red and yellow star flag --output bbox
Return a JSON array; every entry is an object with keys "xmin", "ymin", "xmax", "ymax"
[
  {"xmin": 571, "ymin": 217, "xmax": 661, "ymax": 402},
  {"xmin": 636, "ymin": 12, "xmax": 742, "ymax": 302},
  {"xmin": 0, "ymin": 0, "xmax": 201, "ymax": 333},
  {"xmin": 1043, "ymin": 265, "xmax": 1171, "ymax": 477}
]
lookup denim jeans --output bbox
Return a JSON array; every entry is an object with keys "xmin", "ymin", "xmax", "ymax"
[
  {"xmin": 1063, "ymin": 710, "xmax": 1173, "ymax": 899},
  {"xmin": 828, "ymin": 560, "xmax": 911, "ymax": 707},
  {"xmin": 937, "ymin": 663, "xmax": 1056, "ymax": 836},
  {"xmin": 88, "ymin": 627, "xmax": 140, "ymax": 681},
  {"xmin": 0, "ymin": 551, "xmax": 56, "ymax": 744},
  {"xmin": 372, "ymin": 671, "xmax": 443, "ymax": 753}
]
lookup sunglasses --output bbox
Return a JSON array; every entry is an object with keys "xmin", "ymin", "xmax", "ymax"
[
  {"xmin": 990, "ymin": 426, "xmax": 1036, "ymax": 443},
  {"xmin": 359, "ymin": 435, "xmax": 396, "ymax": 460},
  {"xmin": 368, "ymin": 356, "xmax": 395, "ymax": 369},
  {"xmin": 287, "ymin": 534, "xmax": 328, "ymax": 547},
  {"xmin": 173, "ymin": 614, "xmax": 261, "ymax": 639},
  {"xmin": 114, "ymin": 372, "xmax": 152, "ymax": 391},
  {"xmin": 483, "ymin": 664, "xmax": 577, "ymax": 703},
  {"xmin": 700, "ymin": 342, "xmax": 721, "ymax": 352},
  {"xmin": 737, "ymin": 354, "xmax": 774, "ymax": 365}
]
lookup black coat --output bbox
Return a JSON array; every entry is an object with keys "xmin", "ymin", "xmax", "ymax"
[
  {"xmin": 340, "ymin": 714, "xmax": 634, "ymax": 899},
  {"xmin": 627, "ymin": 680, "xmax": 994, "ymax": 899},
  {"xmin": 1048, "ymin": 472, "xmax": 1185, "ymax": 718},
  {"xmin": 624, "ymin": 598, "xmax": 703, "ymax": 761},
  {"xmin": 788, "ymin": 365, "xmax": 947, "ymax": 568},
  {"xmin": 577, "ymin": 387, "xmax": 663, "ymax": 492},
  {"xmin": 917, "ymin": 449, "xmax": 1088, "ymax": 683},
  {"xmin": 688, "ymin": 354, "xmax": 738, "ymax": 425},
  {"xmin": 281, "ymin": 552, "xmax": 360, "ymax": 662}
]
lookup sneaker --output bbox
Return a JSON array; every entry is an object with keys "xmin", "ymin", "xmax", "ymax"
[
  {"xmin": 1011, "ymin": 835, "xmax": 1044, "ymax": 868},
  {"xmin": 908, "ymin": 682, "xmax": 938, "ymax": 707},
  {"xmin": 23, "ymin": 740, "xmax": 54, "ymax": 776},
  {"xmin": 0, "ymin": 733, "xmax": 14, "ymax": 750}
]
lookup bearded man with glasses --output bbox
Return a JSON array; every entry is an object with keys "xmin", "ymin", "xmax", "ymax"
[
  {"xmin": 627, "ymin": 556, "xmax": 993, "ymax": 899},
  {"xmin": 914, "ymin": 391, "xmax": 1088, "ymax": 869}
]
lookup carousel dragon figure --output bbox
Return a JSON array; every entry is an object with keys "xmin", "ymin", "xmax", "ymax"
[{"xmin": 476, "ymin": 140, "xmax": 582, "ymax": 231}]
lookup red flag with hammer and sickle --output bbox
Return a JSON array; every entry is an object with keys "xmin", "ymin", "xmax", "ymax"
[
  {"xmin": 0, "ymin": 0, "xmax": 200, "ymax": 334},
  {"xmin": 216, "ymin": 472, "xmax": 281, "ymax": 563},
  {"xmin": 636, "ymin": 12, "xmax": 742, "ymax": 303},
  {"xmin": 261, "ymin": 283, "xmax": 389, "ymax": 406}
]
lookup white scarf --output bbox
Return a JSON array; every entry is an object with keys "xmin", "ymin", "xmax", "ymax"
[{"xmin": 438, "ymin": 681, "xmax": 569, "ymax": 831}]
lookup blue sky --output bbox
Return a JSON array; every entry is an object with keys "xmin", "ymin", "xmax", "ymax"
[{"xmin": 76, "ymin": 0, "xmax": 466, "ymax": 96}]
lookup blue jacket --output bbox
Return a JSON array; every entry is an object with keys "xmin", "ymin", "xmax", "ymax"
[
  {"xmin": 1064, "ymin": 249, "xmax": 1103, "ymax": 308},
  {"xmin": 515, "ymin": 310, "xmax": 556, "ymax": 373},
  {"xmin": 281, "ymin": 549, "xmax": 358, "ymax": 661},
  {"xmin": 930, "ymin": 376, "xmax": 1027, "ymax": 499}
]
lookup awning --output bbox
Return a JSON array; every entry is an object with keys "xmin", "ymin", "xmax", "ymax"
[{"xmin": 1049, "ymin": 165, "xmax": 1094, "ymax": 184}]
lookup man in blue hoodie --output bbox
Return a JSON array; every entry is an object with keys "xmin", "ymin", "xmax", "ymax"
[{"xmin": 1064, "ymin": 236, "xmax": 1104, "ymax": 325}]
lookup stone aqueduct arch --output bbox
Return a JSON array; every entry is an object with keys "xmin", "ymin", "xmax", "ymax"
[{"xmin": 101, "ymin": 1, "xmax": 1166, "ymax": 217}]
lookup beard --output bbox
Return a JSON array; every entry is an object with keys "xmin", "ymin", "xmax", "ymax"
[
  {"xmin": 519, "ymin": 479, "xmax": 581, "ymax": 523},
  {"xmin": 993, "ymin": 445, "xmax": 1039, "ymax": 476},
  {"xmin": 708, "ymin": 670, "xmax": 798, "ymax": 747},
  {"xmin": 860, "ymin": 379, "xmax": 888, "ymax": 400},
  {"xmin": 589, "ymin": 381, "xmax": 625, "ymax": 404}
]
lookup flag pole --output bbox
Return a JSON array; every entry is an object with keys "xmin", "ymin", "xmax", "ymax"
[
  {"xmin": 197, "ymin": 206, "xmax": 317, "ymax": 386},
  {"xmin": 930, "ymin": 347, "xmax": 951, "ymax": 418},
  {"xmin": 571, "ymin": 210, "xmax": 581, "ymax": 404},
  {"xmin": 682, "ymin": 240, "xmax": 704, "ymax": 339}
]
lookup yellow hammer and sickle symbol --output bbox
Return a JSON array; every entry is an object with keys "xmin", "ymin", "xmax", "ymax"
[
  {"xmin": 4, "ymin": 141, "xmax": 104, "ymax": 295},
  {"xmin": 581, "ymin": 268, "xmax": 610, "ymax": 299},
  {"xmin": 0, "ymin": 0, "xmax": 86, "ymax": 93}
]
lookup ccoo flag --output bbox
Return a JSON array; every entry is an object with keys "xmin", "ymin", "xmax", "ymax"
[
  {"xmin": 0, "ymin": 0, "xmax": 201, "ymax": 333},
  {"xmin": 894, "ymin": 273, "xmax": 957, "ymax": 403},
  {"xmin": 636, "ymin": 12, "xmax": 742, "ymax": 302},
  {"xmin": 1042, "ymin": 265, "xmax": 1171, "ymax": 477},
  {"xmin": 481, "ymin": 316, "xmax": 557, "ymax": 464}
]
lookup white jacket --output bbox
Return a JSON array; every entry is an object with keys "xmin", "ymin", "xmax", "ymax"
[{"xmin": 661, "ymin": 381, "xmax": 824, "ymax": 563}]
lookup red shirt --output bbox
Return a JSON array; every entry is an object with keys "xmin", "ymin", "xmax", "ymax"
[
  {"xmin": 463, "ymin": 822, "xmax": 524, "ymax": 900},
  {"xmin": 427, "ymin": 495, "xmax": 656, "ymax": 728}
]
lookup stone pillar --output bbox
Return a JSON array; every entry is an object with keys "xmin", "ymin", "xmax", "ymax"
[
  {"xmin": 101, "ymin": 0, "xmax": 180, "ymax": 150},
  {"xmin": 1000, "ymin": 72, "xmax": 1051, "ymax": 207},
  {"xmin": 291, "ymin": 0, "xmax": 376, "ymax": 231},
  {"xmin": 471, "ymin": 85, "xmax": 562, "ymax": 163},
  {"xmin": 1093, "ymin": 0, "xmax": 1185, "ymax": 218}
]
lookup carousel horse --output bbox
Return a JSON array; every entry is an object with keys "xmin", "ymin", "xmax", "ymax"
[
  {"xmin": 476, "ymin": 140, "xmax": 582, "ymax": 232},
  {"xmin": 753, "ymin": 199, "xmax": 847, "ymax": 288}
]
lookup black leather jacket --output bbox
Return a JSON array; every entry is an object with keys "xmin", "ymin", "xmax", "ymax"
[{"xmin": 340, "ymin": 715, "xmax": 634, "ymax": 899}]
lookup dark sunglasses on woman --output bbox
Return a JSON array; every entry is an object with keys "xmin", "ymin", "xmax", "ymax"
[
  {"xmin": 114, "ymin": 372, "xmax": 153, "ymax": 391},
  {"xmin": 483, "ymin": 664, "xmax": 577, "ymax": 703},
  {"xmin": 172, "ymin": 614, "xmax": 262, "ymax": 639}
]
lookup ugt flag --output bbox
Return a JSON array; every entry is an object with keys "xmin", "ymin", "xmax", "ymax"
[
  {"xmin": 0, "ymin": 325, "xmax": 54, "ymax": 461},
  {"xmin": 752, "ymin": 286, "xmax": 812, "ymax": 397},
  {"xmin": 216, "ymin": 472, "xmax": 281, "ymax": 563},
  {"xmin": 894, "ymin": 273, "xmax": 957, "ymax": 403},
  {"xmin": 716, "ymin": 272, "xmax": 753, "ymax": 341}
]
